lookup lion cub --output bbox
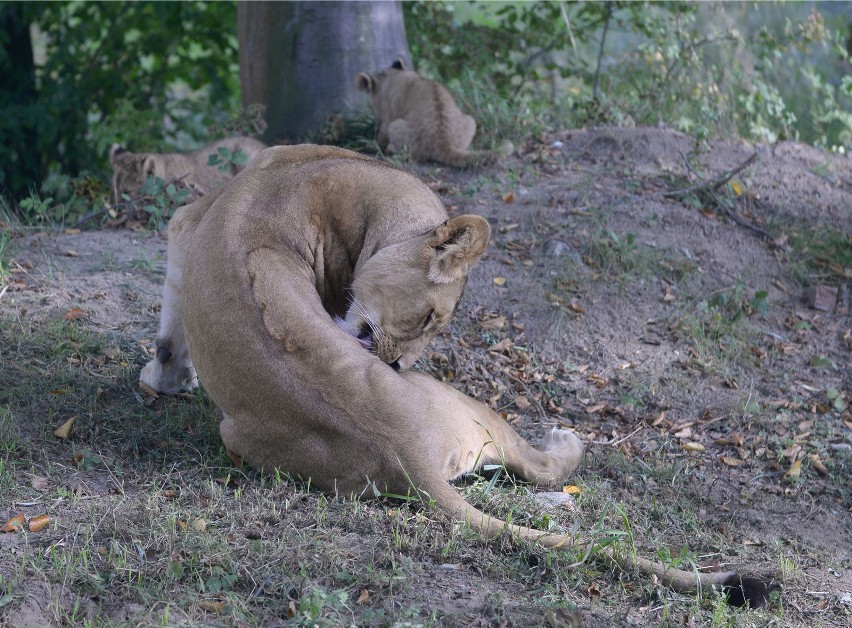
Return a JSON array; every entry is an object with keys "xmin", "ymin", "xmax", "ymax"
[
  {"xmin": 109, "ymin": 136, "xmax": 266, "ymax": 203},
  {"xmin": 356, "ymin": 59, "xmax": 510, "ymax": 168}
]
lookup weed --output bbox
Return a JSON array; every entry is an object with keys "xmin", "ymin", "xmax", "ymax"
[
  {"xmin": 205, "ymin": 146, "xmax": 250, "ymax": 173},
  {"xmin": 783, "ymin": 222, "xmax": 851, "ymax": 286},
  {"xmin": 135, "ymin": 177, "xmax": 192, "ymax": 231}
]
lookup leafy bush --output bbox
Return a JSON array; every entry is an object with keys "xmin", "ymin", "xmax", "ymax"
[
  {"xmin": 404, "ymin": 1, "xmax": 851, "ymax": 148},
  {"xmin": 0, "ymin": 1, "xmax": 240, "ymax": 202}
]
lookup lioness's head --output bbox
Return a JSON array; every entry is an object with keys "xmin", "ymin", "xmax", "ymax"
[
  {"xmin": 340, "ymin": 214, "xmax": 490, "ymax": 371},
  {"xmin": 109, "ymin": 143, "xmax": 157, "ymax": 204}
]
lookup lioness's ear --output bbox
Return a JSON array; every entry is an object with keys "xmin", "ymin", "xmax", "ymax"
[
  {"xmin": 426, "ymin": 215, "xmax": 491, "ymax": 284},
  {"xmin": 356, "ymin": 73, "xmax": 375, "ymax": 93},
  {"xmin": 391, "ymin": 58, "xmax": 405, "ymax": 71},
  {"xmin": 109, "ymin": 143, "xmax": 125, "ymax": 164}
]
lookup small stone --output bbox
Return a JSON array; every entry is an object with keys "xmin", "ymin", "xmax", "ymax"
[{"xmin": 805, "ymin": 285, "xmax": 838, "ymax": 311}]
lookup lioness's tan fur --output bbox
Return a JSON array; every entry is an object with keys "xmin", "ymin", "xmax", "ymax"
[
  {"xmin": 357, "ymin": 59, "xmax": 509, "ymax": 168},
  {"xmin": 109, "ymin": 136, "xmax": 266, "ymax": 203},
  {"xmin": 140, "ymin": 145, "xmax": 766, "ymax": 606}
]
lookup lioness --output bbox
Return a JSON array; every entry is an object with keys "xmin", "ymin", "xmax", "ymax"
[
  {"xmin": 141, "ymin": 145, "xmax": 767, "ymax": 606},
  {"xmin": 109, "ymin": 136, "xmax": 267, "ymax": 204},
  {"xmin": 356, "ymin": 59, "xmax": 510, "ymax": 168}
]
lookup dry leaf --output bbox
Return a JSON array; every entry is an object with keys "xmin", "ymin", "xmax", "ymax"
[
  {"xmin": 31, "ymin": 476, "xmax": 49, "ymax": 490},
  {"xmin": 720, "ymin": 456, "xmax": 743, "ymax": 467},
  {"xmin": 683, "ymin": 442, "xmax": 705, "ymax": 453},
  {"xmin": 480, "ymin": 315, "xmax": 507, "ymax": 331},
  {"xmin": 28, "ymin": 514, "xmax": 52, "ymax": 532},
  {"xmin": 65, "ymin": 249, "xmax": 79, "ymax": 257},
  {"xmin": 356, "ymin": 589, "xmax": 370, "ymax": 605},
  {"xmin": 487, "ymin": 338, "xmax": 513, "ymax": 353},
  {"xmin": 514, "ymin": 395, "xmax": 530, "ymax": 410},
  {"xmin": 562, "ymin": 485, "xmax": 583, "ymax": 495},
  {"xmin": 198, "ymin": 600, "xmax": 226, "ymax": 613},
  {"xmin": 1, "ymin": 513, "xmax": 25, "ymax": 533},
  {"xmin": 493, "ymin": 277, "xmax": 506, "ymax": 286},
  {"xmin": 502, "ymin": 191, "xmax": 515, "ymax": 204},
  {"xmin": 783, "ymin": 459, "xmax": 802, "ymax": 481},
  {"xmin": 54, "ymin": 416, "xmax": 76, "ymax": 439},
  {"xmin": 566, "ymin": 301, "xmax": 585, "ymax": 314},
  {"xmin": 63, "ymin": 307, "xmax": 87, "ymax": 321},
  {"xmin": 809, "ymin": 454, "xmax": 829, "ymax": 476},
  {"xmin": 192, "ymin": 518, "xmax": 207, "ymax": 532},
  {"xmin": 226, "ymin": 449, "xmax": 244, "ymax": 469}
]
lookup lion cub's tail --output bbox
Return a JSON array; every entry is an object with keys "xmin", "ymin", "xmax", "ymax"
[
  {"xmin": 440, "ymin": 140, "xmax": 514, "ymax": 168},
  {"xmin": 422, "ymin": 473, "xmax": 773, "ymax": 608}
]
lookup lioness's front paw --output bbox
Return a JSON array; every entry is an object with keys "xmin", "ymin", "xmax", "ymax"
[{"xmin": 140, "ymin": 356, "xmax": 198, "ymax": 394}]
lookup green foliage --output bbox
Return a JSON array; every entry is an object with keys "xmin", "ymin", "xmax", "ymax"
[
  {"xmin": 136, "ymin": 177, "xmax": 192, "ymax": 231},
  {"xmin": 404, "ymin": 1, "xmax": 852, "ymax": 148},
  {"xmin": 0, "ymin": 1, "xmax": 239, "ymax": 202},
  {"xmin": 206, "ymin": 147, "xmax": 250, "ymax": 172}
]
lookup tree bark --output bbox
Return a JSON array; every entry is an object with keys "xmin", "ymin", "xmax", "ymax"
[{"xmin": 238, "ymin": 1, "xmax": 411, "ymax": 143}]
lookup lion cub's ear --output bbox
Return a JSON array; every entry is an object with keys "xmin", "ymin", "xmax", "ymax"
[
  {"xmin": 142, "ymin": 156, "xmax": 157, "ymax": 177},
  {"xmin": 426, "ymin": 215, "xmax": 491, "ymax": 284},
  {"xmin": 109, "ymin": 143, "xmax": 126, "ymax": 164},
  {"xmin": 391, "ymin": 58, "xmax": 405, "ymax": 71},
  {"xmin": 356, "ymin": 73, "xmax": 375, "ymax": 93}
]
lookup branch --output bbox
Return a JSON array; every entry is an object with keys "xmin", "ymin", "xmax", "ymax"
[
  {"xmin": 662, "ymin": 152, "xmax": 772, "ymax": 240},
  {"xmin": 592, "ymin": 2, "xmax": 613, "ymax": 102}
]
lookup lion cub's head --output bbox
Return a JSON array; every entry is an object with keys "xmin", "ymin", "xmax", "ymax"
[
  {"xmin": 339, "ymin": 215, "xmax": 490, "ymax": 370},
  {"xmin": 109, "ymin": 144, "xmax": 158, "ymax": 204}
]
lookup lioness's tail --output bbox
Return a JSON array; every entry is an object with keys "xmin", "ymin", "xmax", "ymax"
[{"xmin": 422, "ymin": 473, "xmax": 773, "ymax": 608}]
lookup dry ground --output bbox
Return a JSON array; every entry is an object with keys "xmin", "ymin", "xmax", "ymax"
[{"xmin": 1, "ymin": 126, "xmax": 850, "ymax": 626}]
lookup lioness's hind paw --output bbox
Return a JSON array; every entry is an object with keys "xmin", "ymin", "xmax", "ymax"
[{"xmin": 543, "ymin": 428, "xmax": 584, "ymax": 459}]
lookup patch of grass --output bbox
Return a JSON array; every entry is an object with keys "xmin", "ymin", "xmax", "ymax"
[
  {"xmin": 0, "ymin": 311, "xmax": 793, "ymax": 625},
  {"xmin": 581, "ymin": 226, "xmax": 695, "ymax": 290},
  {"xmin": 129, "ymin": 251, "xmax": 165, "ymax": 277},
  {"xmin": 783, "ymin": 222, "xmax": 851, "ymax": 286},
  {"xmin": 672, "ymin": 282, "xmax": 770, "ymax": 371}
]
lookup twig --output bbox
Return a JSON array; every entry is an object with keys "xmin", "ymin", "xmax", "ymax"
[
  {"xmin": 590, "ymin": 425, "xmax": 644, "ymax": 447},
  {"xmin": 662, "ymin": 152, "xmax": 758, "ymax": 200},
  {"xmin": 662, "ymin": 152, "xmax": 771, "ymax": 240}
]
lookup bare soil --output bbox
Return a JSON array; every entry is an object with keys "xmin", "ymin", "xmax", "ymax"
[{"xmin": 1, "ymin": 126, "xmax": 850, "ymax": 626}]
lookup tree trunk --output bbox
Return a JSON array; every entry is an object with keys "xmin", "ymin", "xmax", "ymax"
[
  {"xmin": 238, "ymin": 1, "xmax": 411, "ymax": 143},
  {"xmin": 0, "ymin": 3, "xmax": 43, "ymax": 199}
]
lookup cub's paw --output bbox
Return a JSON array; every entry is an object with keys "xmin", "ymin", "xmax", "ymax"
[{"xmin": 139, "ymin": 353, "xmax": 198, "ymax": 394}]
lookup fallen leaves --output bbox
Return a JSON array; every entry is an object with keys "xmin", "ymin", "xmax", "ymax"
[
  {"xmin": 28, "ymin": 515, "xmax": 52, "ymax": 532},
  {"xmin": 63, "ymin": 307, "xmax": 87, "ymax": 321},
  {"xmin": 54, "ymin": 416, "xmax": 77, "ymax": 438},
  {"xmin": 1, "ymin": 514, "xmax": 25, "ymax": 533},
  {"xmin": 2, "ymin": 513, "xmax": 52, "ymax": 533},
  {"xmin": 783, "ymin": 459, "xmax": 802, "ymax": 482}
]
